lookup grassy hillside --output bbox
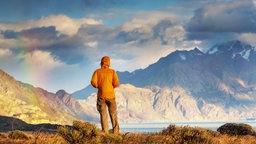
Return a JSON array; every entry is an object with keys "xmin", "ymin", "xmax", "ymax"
[
  {"xmin": 0, "ymin": 69, "xmax": 77, "ymax": 125},
  {"xmin": 0, "ymin": 116, "xmax": 68, "ymax": 132}
]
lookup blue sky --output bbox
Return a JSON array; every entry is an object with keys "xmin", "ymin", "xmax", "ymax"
[{"xmin": 1, "ymin": 0, "xmax": 256, "ymax": 93}]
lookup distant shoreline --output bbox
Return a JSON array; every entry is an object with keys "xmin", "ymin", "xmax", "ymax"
[{"xmin": 116, "ymin": 121, "xmax": 256, "ymax": 133}]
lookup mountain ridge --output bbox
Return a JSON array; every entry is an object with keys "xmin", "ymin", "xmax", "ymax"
[
  {"xmin": 0, "ymin": 69, "xmax": 95, "ymax": 125},
  {"xmin": 73, "ymin": 40, "xmax": 256, "ymax": 122},
  {"xmin": 116, "ymin": 40, "xmax": 256, "ymax": 106}
]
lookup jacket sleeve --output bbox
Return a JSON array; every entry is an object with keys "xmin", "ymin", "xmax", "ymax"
[
  {"xmin": 91, "ymin": 71, "xmax": 98, "ymax": 88},
  {"xmin": 112, "ymin": 70, "xmax": 120, "ymax": 88}
]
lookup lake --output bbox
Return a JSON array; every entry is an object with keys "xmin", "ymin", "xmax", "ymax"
[{"xmin": 117, "ymin": 121, "xmax": 256, "ymax": 133}]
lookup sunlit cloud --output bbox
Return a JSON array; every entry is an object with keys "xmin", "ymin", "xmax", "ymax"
[
  {"xmin": 21, "ymin": 50, "xmax": 67, "ymax": 89},
  {"xmin": 237, "ymin": 33, "xmax": 256, "ymax": 47},
  {"xmin": 84, "ymin": 41, "xmax": 98, "ymax": 48},
  {"xmin": 24, "ymin": 50, "xmax": 64, "ymax": 71},
  {"xmin": 0, "ymin": 15, "xmax": 102, "ymax": 36},
  {"xmin": 0, "ymin": 48, "xmax": 11, "ymax": 57}
]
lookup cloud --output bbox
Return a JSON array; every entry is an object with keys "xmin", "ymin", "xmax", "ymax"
[
  {"xmin": 84, "ymin": 41, "xmax": 98, "ymax": 48},
  {"xmin": 0, "ymin": 11, "xmax": 199, "ymax": 72},
  {"xmin": 0, "ymin": 34, "xmax": 17, "ymax": 48},
  {"xmin": 0, "ymin": 48, "xmax": 11, "ymax": 57},
  {"xmin": 187, "ymin": 0, "xmax": 256, "ymax": 33},
  {"xmin": 0, "ymin": 15, "xmax": 102, "ymax": 36},
  {"xmin": 237, "ymin": 33, "xmax": 256, "ymax": 47},
  {"xmin": 22, "ymin": 50, "xmax": 67, "ymax": 89},
  {"xmin": 0, "ymin": 16, "xmax": 97, "ymax": 65},
  {"xmin": 90, "ymin": 14, "xmax": 199, "ymax": 71},
  {"xmin": 2, "ymin": 26, "xmax": 60, "ymax": 48},
  {"xmin": 186, "ymin": 32, "xmax": 238, "ymax": 44},
  {"xmin": 75, "ymin": 10, "xmax": 205, "ymax": 71},
  {"xmin": 24, "ymin": 50, "xmax": 64, "ymax": 71}
]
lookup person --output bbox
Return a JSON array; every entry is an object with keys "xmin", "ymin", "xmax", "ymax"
[{"xmin": 91, "ymin": 56, "xmax": 120, "ymax": 134}]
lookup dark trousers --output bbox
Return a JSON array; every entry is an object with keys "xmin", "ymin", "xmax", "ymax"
[{"xmin": 97, "ymin": 98, "xmax": 119, "ymax": 134}]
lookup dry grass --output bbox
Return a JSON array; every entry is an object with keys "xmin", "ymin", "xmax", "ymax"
[
  {"xmin": 0, "ymin": 131, "xmax": 66, "ymax": 144},
  {"xmin": 0, "ymin": 121, "xmax": 256, "ymax": 144}
]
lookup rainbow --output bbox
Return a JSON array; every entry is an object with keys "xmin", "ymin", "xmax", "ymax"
[{"xmin": 16, "ymin": 34, "xmax": 45, "ymax": 90}]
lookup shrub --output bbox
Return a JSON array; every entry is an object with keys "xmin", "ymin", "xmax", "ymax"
[
  {"xmin": 8, "ymin": 130, "xmax": 28, "ymax": 140},
  {"xmin": 162, "ymin": 124, "xmax": 220, "ymax": 144},
  {"xmin": 73, "ymin": 120, "xmax": 99, "ymax": 138},
  {"xmin": 101, "ymin": 133, "xmax": 122, "ymax": 144},
  {"xmin": 217, "ymin": 123, "xmax": 256, "ymax": 136},
  {"xmin": 0, "ymin": 133, "xmax": 7, "ymax": 138},
  {"xmin": 58, "ymin": 120, "xmax": 100, "ymax": 144}
]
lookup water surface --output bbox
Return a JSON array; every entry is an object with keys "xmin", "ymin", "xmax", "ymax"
[{"xmin": 118, "ymin": 121, "xmax": 256, "ymax": 133}]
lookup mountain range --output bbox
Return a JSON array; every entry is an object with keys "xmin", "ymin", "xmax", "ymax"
[
  {"xmin": 1, "ymin": 40, "xmax": 256, "ymax": 125},
  {"xmin": 118, "ymin": 40, "xmax": 256, "ymax": 105},
  {"xmin": 76, "ymin": 40, "xmax": 256, "ymax": 122}
]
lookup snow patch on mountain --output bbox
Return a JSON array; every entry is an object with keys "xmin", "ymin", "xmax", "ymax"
[
  {"xmin": 208, "ymin": 47, "xmax": 218, "ymax": 54},
  {"xmin": 179, "ymin": 54, "xmax": 186, "ymax": 60},
  {"xmin": 207, "ymin": 40, "xmax": 256, "ymax": 61},
  {"xmin": 240, "ymin": 49, "xmax": 251, "ymax": 60}
]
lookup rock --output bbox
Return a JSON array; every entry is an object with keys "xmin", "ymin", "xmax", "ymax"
[{"xmin": 217, "ymin": 123, "xmax": 256, "ymax": 136}]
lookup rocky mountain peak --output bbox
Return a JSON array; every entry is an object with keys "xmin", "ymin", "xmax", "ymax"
[
  {"xmin": 207, "ymin": 40, "xmax": 254, "ymax": 55},
  {"xmin": 56, "ymin": 89, "xmax": 67, "ymax": 97},
  {"xmin": 172, "ymin": 48, "xmax": 204, "ymax": 61},
  {"xmin": 191, "ymin": 47, "xmax": 204, "ymax": 55},
  {"xmin": 155, "ymin": 48, "xmax": 204, "ymax": 65},
  {"xmin": 55, "ymin": 89, "xmax": 74, "ymax": 102},
  {"xmin": 55, "ymin": 89, "xmax": 86, "ymax": 115}
]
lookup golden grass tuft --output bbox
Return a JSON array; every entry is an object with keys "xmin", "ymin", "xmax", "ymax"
[
  {"xmin": 8, "ymin": 130, "xmax": 29, "ymax": 140},
  {"xmin": 161, "ymin": 124, "xmax": 221, "ymax": 144}
]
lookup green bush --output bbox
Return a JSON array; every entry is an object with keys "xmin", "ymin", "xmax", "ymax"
[
  {"xmin": 8, "ymin": 130, "xmax": 28, "ymax": 140},
  {"xmin": 217, "ymin": 123, "xmax": 256, "ymax": 136}
]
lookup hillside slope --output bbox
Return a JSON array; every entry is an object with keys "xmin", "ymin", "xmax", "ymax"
[{"xmin": 0, "ymin": 69, "xmax": 95, "ymax": 125}]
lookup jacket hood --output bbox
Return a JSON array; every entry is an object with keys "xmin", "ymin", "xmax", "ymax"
[{"xmin": 101, "ymin": 56, "xmax": 110, "ymax": 67}]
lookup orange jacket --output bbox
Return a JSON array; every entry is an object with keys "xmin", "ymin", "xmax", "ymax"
[{"xmin": 91, "ymin": 56, "xmax": 120, "ymax": 99}]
